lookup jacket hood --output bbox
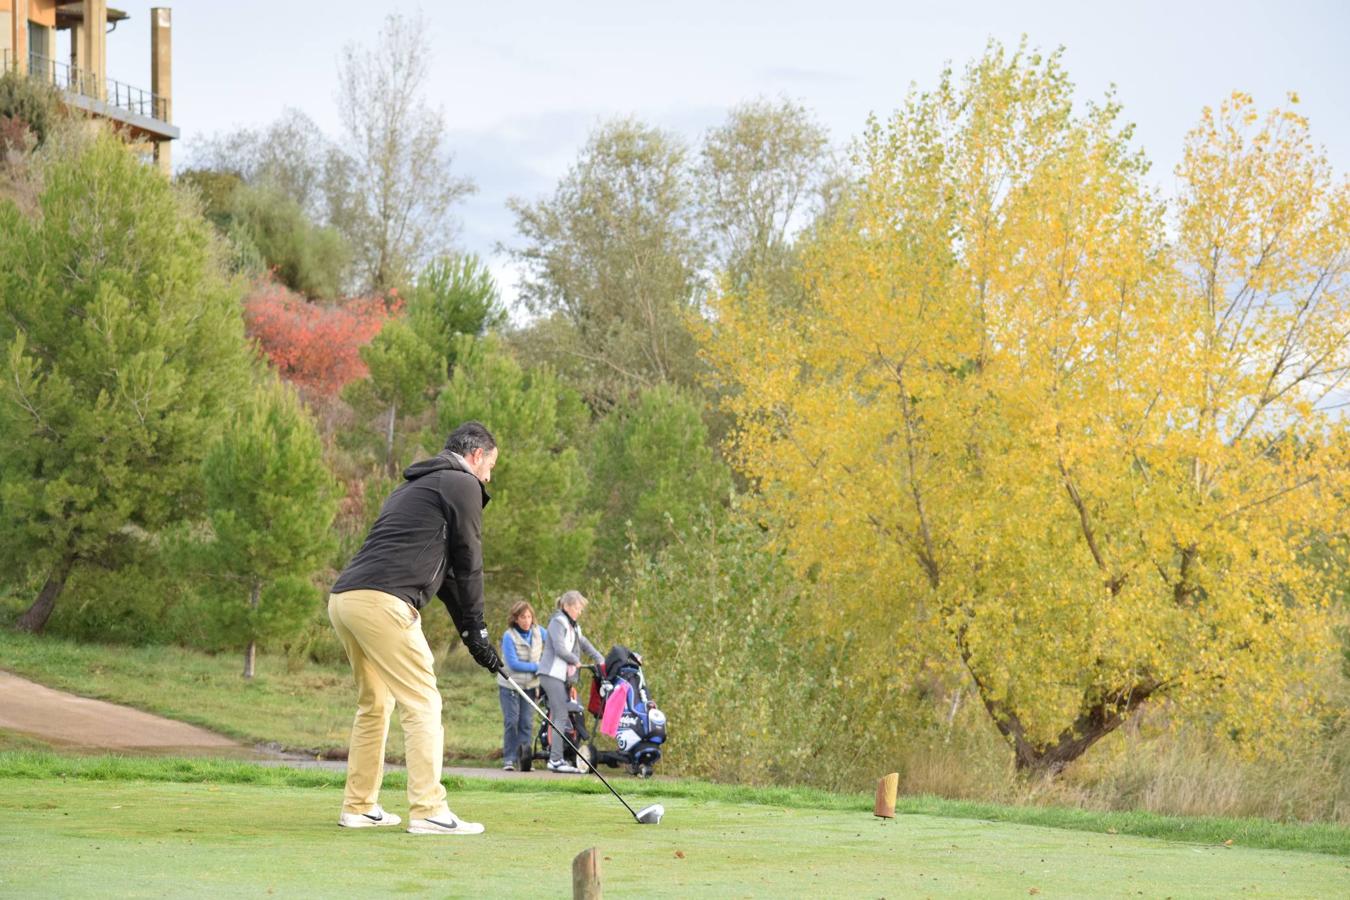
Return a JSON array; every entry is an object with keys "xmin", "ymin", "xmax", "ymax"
[{"xmin": 403, "ymin": 452, "xmax": 491, "ymax": 506}]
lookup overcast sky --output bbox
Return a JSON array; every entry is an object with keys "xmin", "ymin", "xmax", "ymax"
[{"xmin": 97, "ymin": 0, "xmax": 1350, "ymax": 309}]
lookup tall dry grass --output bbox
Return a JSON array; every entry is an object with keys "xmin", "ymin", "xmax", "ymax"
[
  {"xmin": 883, "ymin": 702, "xmax": 1350, "ymax": 824},
  {"xmin": 1030, "ymin": 716, "xmax": 1350, "ymax": 824}
]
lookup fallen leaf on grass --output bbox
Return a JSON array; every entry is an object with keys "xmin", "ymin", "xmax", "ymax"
[
  {"xmin": 1029, "ymin": 889, "xmax": 1040, "ymax": 896},
  {"xmin": 1223, "ymin": 839, "xmax": 1233, "ymax": 847},
  {"xmin": 1106, "ymin": 827, "xmax": 1117, "ymax": 834},
  {"xmin": 674, "ymin": 851, "xmax": 685, "ymax": 859}
]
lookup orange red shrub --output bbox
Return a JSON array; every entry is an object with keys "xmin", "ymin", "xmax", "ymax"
[{"xmin": 243, "ymin": 280, "xmax": 400, "ymax": 396}]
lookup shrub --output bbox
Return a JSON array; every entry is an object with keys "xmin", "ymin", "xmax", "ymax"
[
  {"xmin": 0, "ymin": 70, "xmax": 61, "ymax": 144},
  {"xmin": 243, "ymin": 281, "xmax": 395, "ymax": 396},
  {"xmin": 177, "ymin": 171, "xmax": 350, "ymax": 298},
  {"xmin": 230, "ymin": 183, "xmax": 350, "ymax": 299}
]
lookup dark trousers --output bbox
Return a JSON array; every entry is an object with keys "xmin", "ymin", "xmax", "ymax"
[{"xmin": 498, "ymin": 684, "xmax": 536, "ymax": 763}]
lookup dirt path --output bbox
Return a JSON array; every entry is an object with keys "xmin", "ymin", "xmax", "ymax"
[{"xmin": 0, "ymin": 670, "xmax": 252, "ymax": 754}]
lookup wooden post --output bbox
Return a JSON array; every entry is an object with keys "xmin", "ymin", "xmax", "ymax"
[
  {"xmin": 874, "ymin": 772, "xmax": 899, "ymax": 818},
  {"xmin": 572, "ymin": 847, "xmax": 602, "ymax": 900}
]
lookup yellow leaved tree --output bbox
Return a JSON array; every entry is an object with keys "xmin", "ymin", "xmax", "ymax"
[{"xmin": 704, "ymin": 44, "xmax": 1349, "ymax": 774}]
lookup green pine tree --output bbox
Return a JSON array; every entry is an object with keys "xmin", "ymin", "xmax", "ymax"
[
  {"xmin": 202, "ymin": 378, "xmax": 338, "ymax": 678},
  {"xmin": 407, "ymin": 253, "xmax": 506, "ymax": 373},
  {"xmin": 0, "ymin": 133, "xmax": 252, "ymax": 632}
]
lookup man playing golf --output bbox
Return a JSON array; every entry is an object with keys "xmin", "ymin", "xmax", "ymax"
[{"xmin": 328, "ymin": 421, "xmax": 502, "ymax": 835}]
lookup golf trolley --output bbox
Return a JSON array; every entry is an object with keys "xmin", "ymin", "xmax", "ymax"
[{"xmin": 517, "ymin": 647, "xmax": 665, "ymax": 778}]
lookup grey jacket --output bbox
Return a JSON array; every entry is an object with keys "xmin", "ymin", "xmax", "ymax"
[{"xmin": 539, "ymin": 609, "xmax": 603, "ymax": 681}]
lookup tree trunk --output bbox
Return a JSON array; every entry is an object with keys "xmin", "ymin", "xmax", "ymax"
[
  {"xmin": 955, "ymin": 622, "xmax": 1161, "ymax": 776},
  {"xmin": 989, "ymin": 681, "xmax": 1160, "ymax": 776},
  {"xmin": 242, "ymin": 580, "xmax": 261, "ymax": 680},
  {"xmin": 14, "ymin": 554, "xmax": 76, "ymax": 634},
  {"xmin": 385, "ymin": 401, "xmax": 397, "ymax": 477},
  {"xmin": 943, "ymin": 687, "xmax": 962, "ymax": 744}
]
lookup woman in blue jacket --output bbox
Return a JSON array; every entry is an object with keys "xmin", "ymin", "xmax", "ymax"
[{"xmin": 497, "ymin": 600, "xmax": 545, "ymax": 770}]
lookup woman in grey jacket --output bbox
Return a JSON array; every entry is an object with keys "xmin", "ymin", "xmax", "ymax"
[{"xmin": 538, "ymin": 590, "xmax": 605, "ymax": 773}]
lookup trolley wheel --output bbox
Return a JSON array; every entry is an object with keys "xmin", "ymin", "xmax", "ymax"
[{"xmin": 517, "ymin": 744, "xmax": 532, "ymax": 772}]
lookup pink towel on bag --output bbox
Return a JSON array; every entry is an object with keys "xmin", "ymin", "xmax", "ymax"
[{"xmin": 600, "ymin": 680, "xmax": 631, "ymax": 737}]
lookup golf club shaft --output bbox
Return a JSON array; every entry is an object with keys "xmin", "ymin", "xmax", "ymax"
[{"xmin": 503, "ymin": 674, "xmax": 641, "ymax": 820}]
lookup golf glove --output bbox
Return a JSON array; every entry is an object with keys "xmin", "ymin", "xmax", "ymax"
[{"xmin": 462, "ymin": 626, "xmax": 502, "ymax": 673}]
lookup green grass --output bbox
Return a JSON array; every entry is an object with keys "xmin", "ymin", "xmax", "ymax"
[
  {"xmin": 5, "ymin": 628, "xmax": 1349, "ymax": 862},
  {"xmin": 4, "ymin": 751, "xmax": 1348, "ymax": 858},
  {"xmin": 0, "ymin": 629, "xmax": 502, "ymax": 760},
  {"xmin": 1, "ymin": 773, "xmax": 1346, "ymax": 898}
]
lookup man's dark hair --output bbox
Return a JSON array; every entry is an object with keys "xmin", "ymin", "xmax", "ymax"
[{"xmin": 445, "ymin": 421, "xmax": 497, "ymax": 456}]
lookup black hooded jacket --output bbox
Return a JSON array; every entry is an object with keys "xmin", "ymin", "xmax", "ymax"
[{"xmin": 332, "ymin": 453, "xmax": 491, "ymax": 635}]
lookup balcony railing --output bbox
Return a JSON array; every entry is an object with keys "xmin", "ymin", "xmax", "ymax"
[{"xmin": 3, "ymin": 50, "xmax": 169, "ymax": 124}]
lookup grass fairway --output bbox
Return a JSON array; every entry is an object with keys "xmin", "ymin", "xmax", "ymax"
[{"xmin": 2, "ymin": 776, "xmax": 1347, "ymax": 898}]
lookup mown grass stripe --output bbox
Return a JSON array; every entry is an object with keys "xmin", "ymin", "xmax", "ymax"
[{"xmin": 2, "ymin": 751, "xmax": 1345, "ymax": 856}]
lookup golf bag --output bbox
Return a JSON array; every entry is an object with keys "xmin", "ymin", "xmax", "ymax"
[{"xmin": 586, "ymin": 645, "xmax": 666, "ymax": 778}]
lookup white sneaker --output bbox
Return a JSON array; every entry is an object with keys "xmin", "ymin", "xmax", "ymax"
[
  {"xmin": 502, "ymin": 761, "xmax": 515, "ymax": 771},
  {"xmin": 338, "ymin": 804, "xmax": 402, "ymax": 828},
  {"xmin": 547, "ymin": 760, "xmax": 583, "ymax": 774},
  {"xmin": 407, "ymin": 810, "xmax": 485, "ymax": 835}
]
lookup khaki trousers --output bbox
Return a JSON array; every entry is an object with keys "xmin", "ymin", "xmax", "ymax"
[{"xmin": 328, "ymin": 589, "xmax": 449, "ymax": 820}]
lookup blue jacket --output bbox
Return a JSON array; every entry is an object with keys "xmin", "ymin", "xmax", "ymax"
[
  {"xmin": 502, "ymin": 625, "xmax": 545, "ymax": 673},
  {"xmin": 498, "ymin": 624, "xmax": 545, "ymax": 689}
]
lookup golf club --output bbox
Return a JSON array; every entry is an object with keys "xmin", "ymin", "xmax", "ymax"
[{"xmin": 501, "ymin": 673, "xmax": 665, "ymax": 825}]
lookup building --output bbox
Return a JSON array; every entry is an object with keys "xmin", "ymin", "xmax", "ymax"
[{"xmin": 0, "ymin": 2, "xmax": 175, "ymax": 172}]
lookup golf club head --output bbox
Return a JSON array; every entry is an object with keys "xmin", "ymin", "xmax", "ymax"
[{"xmin": 635, "ymin": 803, "xmax": 664, "ymax": 825}]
